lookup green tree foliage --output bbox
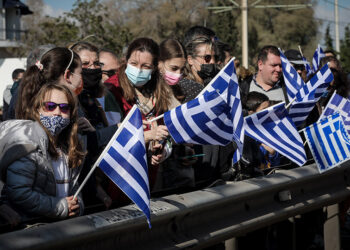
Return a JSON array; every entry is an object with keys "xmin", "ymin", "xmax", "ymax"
[
  {"xmin": 18, "ymin": 0, "xmax": 318, "ymax": 66},
  {"xmin": 340, "ymin": 26, "xmax": 350, "ymax": 73},
  {"xmin": 324, "ymin": 24, "xmax": 334, "ymax": 51},
  {"xmin": 208, "ymin": 0, "xmax": 239, "ymax": 58}
]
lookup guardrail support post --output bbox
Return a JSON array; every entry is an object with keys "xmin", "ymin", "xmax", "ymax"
[{"xmin": 324, "ymin": 204, "xmax": 341, "ymax": 250}]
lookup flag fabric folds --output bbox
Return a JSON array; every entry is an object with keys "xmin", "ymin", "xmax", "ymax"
[
  {"xmin": 164, "ymin": 87, "xmax": 236, "ymax": 146},
  {"xmin": 280, "ymin": 49, "xmax": 305, "ymax": 102},
  {"xmin": 319, "ymin": 92, "xmax": 350, "ymax": 135},
  {"xmin": 304, "ymin": 113, "xmax": 350, "ymax": 173},
  {"xmin": 312, "ymin": 44, "xmax": 325, "ymax": 72},
  {"xmin": 303, "ymin": 56, "xmax": 313, "ymax": 78},
  {"xmin": 164, "ymin": 58, "xmax": 244, "ymax": 162},
  {"xmin": 98, "ymin": 105, "xmax": 151, "ymax": 227},
  {"xmin": 288, "ymin": 63, "xmax": 333, "ymax": 127},
  {"xmin": 244, "ymin": 102, "xmax": 307, "ymax": 166}
]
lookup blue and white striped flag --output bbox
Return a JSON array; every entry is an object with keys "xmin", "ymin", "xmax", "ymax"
[
  {"xmin": 289, "ymin": 63, "xmax": 333, "ymax": 127},
  {"xmin": 304, "ymin": 113, "xmax": 350, "ymax": 173},
  {"xmin": 200, "ymin": 58, "xmax": 244, "ymax": 162},
  {"xmin": 164, "ymin": 89, "xmax": 235, "ymax": 145},
  {"xmin": 98, "ymin": 105, "xmax": 151, "ymax": 227},
  {"xmin": 303, "ymin": 56, "xmax": 313, "ymax": 78},
  {"xmin": 244, "ymin": 102, "xmax": 307, "ymax": 166},
  {"xmin": 312, "ymin": 44, "xmax": 325, "ymax": 72},
  {"xmin": 319, "ymin": 92, "xmax": 350, "ymax": 135},
  {"xmin": 280, "ymin": 49, "xmax": 305, "ymax": 102},
  {"xmin": 164, "ymin": 58, "xmax": 244, "ymax": 161}
]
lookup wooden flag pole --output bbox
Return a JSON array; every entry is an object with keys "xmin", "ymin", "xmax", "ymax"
[{"xmin": 73, "ymin": 105, "xmax": 138, "ymax": 199}]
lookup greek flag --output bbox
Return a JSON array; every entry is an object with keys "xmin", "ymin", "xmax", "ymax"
[
  {"xmin": 319, "ymin": 92, "xmax": 350, "ymax": 135},
  {"xmin": 303, "ymin": 56, "xmax": 313, "ymax": 77},
  {"xmin": 304, "ymin": 113, "xmax": 350, "ymax": 173},
  {"xmin": 164, "ymin": 59, "xmax": 244, "ymax": 161},
  {"xmin": 164, "ymin": 87, "xmax": 236, "ymax": 145},
  {"xmin": 244, "ymin": 102, "xmax": 307, "ymax": 166},
  {"xmin": 312, "ymin": 44, "xmax": 325, "ymax": 72},
  {"xmin": 98, "ymin": 105, "xmax": 151, "ymax": 227},
  {"xmin": 289, "ymin": 63, "xmax": 333, "ymax": 127},
  {"xmin": 201, "ymin": 58, "xmax": 244, "ymax": 162},
  {"xmin": 280, "ymin": 49, "xmax": 304, "ymax": 102}
]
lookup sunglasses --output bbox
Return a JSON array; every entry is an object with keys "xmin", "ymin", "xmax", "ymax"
[
  {"xmin": 43, "ymin": 102, "xmax": 71, "ymax": 114},
  {"xmin": 293, "ymin": 64, "xmax": 305, "ymax": 71},
  {"xmin": 102, "ymin": 69, "xmax": 117, "ymax": 77},
  {"xmin": 195, "ymin": 54, "xmax": 214, "ymax": 63}
]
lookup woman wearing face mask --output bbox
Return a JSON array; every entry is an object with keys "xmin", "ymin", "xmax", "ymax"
[
  {"xmin": 158, "ymin": 39, "xmax": 198, "ymax": 189},
  {"xmin": 70, "ymin": 41, "xmax": 122, "ymax": 209},
  {"xmin": 105, "ymin": 37, "xmax": 179, "ymax": 198},
  {"xmin": 0, "ymin": 84, "xmax": 85, "ymax": 224},
  {"xmin": 16, "ymin": 47, "xmax": 83, "ymax": 120},
  {"xmin": 179, "ymin": 36, "xmax": 220, "ymax": 102},
  {"xmin": 158, "ymin": 39, "xmax": 187, "ymax": 102}
]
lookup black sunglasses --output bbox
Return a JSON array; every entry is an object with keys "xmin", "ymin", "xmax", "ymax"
[
  {"xmin": 102, "ymin": 69, "xmax": 117, "ymax": 77},
  {"xmin": 195, "ymin": 54, "xmax": 214, "ymax": 63},
  {"xmin": 293, "ymin": 64, "xmax": 305, "ymax": 71},
  {"xmin": 43, "ymin": 102, "xmax": 71, "ymax": 114}
]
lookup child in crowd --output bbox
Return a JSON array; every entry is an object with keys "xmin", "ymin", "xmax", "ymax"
[
  {"xmin": 0, "ymin": 84, "xmax": 85, "ymax": 224},
  {"xmin": 236, "ymin": 91, "xmax": 280, "ymax": 180}
]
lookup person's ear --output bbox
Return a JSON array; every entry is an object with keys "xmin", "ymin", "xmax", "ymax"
[
  {"xmin": 158, "ymin": 61, "xmax": 164, "ymax": 71},
  {"xmin": 188, "ymin": 55, "xmax": 195, "ymax": 66},
  {"xmin": 257, "ymin": 60, "xmax": 263, "ymax": 71},
  {"xmin": 64, "ymin": 70, "xmax": 71, "ymax": 84}
]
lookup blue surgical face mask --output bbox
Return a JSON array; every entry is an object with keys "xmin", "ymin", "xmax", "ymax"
[
  {"xmin": 40, "ymin": 114, "xmax": 70, "ymax": 136},
  {"xmin": 125, "ymin": 64, "xmax": 152, "ymax": 87}
]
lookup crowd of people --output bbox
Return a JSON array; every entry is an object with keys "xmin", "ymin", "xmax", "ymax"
[{"xmin": 0, "ymin": 25, "xmax": 349, "ymax": 247}]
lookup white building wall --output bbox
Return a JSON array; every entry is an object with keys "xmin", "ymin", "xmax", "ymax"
[{"xmin": 0, "ymin": 57, "xmax": 26, "ymax": 106}]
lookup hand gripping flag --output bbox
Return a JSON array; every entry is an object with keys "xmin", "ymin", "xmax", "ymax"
[
  {"xmin": 319, "ymin": 92, "xmax": 350, "ymax": 135},
  {"xmin": 98, "ymin": 105, "xmax": 151, "ymax": 227},
  {"xmin": 312, "ymin": 44, "xmax": 325, "ymax": 72},
  {"xmin": 244, "ymin": 102, "xmax": 307, "ymax": 166},
  {"xmin": 288, "ymin": 63, "xmax": 333, "ymax": 127},
  {"xmin": 279, "ymin": 49, "xmax": 305, "ymax": 102},
  {"xmin": 164, "ymin": 58, "xmax": 244, "ymax": 161},
  {"xmin": 304, "ymin": 113, "xmax": 350, "ymax": 173}
]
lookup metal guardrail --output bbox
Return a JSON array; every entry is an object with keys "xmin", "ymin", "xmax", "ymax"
[{"xmin": 0, "ymin": 161, "xmax": 350, "ymax": 250}]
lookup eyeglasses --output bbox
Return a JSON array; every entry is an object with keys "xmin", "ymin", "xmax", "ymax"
[
  {"xmin": 43, "ymin": 102, "xmax": 71, "ymax": 114},
  {"xmin": 195, "ymin": 54, "xmax": 214, "ymax": 63},
  {"xmin": 82, "ymin": 61, "xmax": 101, "ymax": 69},
  {"xmin": 102, "ymin": 69, "xmax": 117, "ymax": 77}
]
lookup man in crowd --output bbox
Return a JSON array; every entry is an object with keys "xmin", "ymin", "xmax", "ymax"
[
  {"xmin": 2, "ymin": 68, "xmax": 24, "ymax": 120},
  {"xmin": 240, "ymin": 45, "xmax": 287, "ymax": 104},
  {"xmin": 99, "ymin": 49, "xmax": 120, "ymax": 82}
]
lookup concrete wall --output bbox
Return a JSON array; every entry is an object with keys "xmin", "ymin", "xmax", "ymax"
[{"xmin": 0, "ymin": 57, "xmax": 26, "ymax": 107}]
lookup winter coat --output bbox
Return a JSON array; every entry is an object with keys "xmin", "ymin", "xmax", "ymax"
[{"xmin": 0, "ymin": 120, "xmax": 84, "ymax": 221}]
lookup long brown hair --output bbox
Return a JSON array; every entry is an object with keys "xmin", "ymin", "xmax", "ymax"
[
  {"xmin": 30, "ymin": 84, "xmax": 85, "ymax": 169},
  {"xmin": 119, "ymin": 37, "xmax": 172, "ymax": 114},
  {"xmin": 16, "ymin": 47, "xmax": 81, "ymax": 120}
]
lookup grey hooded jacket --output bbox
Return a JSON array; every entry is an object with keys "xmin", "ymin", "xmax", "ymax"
[{"xmin": 0, "ymin": 120, "xmax": 84, "ymax": 220}]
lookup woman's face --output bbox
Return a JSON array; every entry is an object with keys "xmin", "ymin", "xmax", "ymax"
[
  {"xmin": 189, "ymin": 43, "xmax": 216, "ymax": 73},
  {"xmin": 159, "ymin": 57, "xmax": 186, "ymax": 75},
  {"xmin": 38, "ymin": 89, "xmax": 71, "ymax": 119},
  {"xmin": 66, "ymin": 62, "xmax": 83, "ymax": 95},
  {"xmin": 127, "ymin": 50, "xmax": 154, "ymax": 70},
  {"xmin": 79, "ymin": 49, "xmax": 100, "ymax": 69}
]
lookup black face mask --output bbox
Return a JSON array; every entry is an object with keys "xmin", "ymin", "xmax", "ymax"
[
  {"xmin": 197, "ymin": 64, "xmax": 220, "ymax": 81},
  {"xmin": 82, "ymin": 68, "xmax": 102, "ymax": 91}
]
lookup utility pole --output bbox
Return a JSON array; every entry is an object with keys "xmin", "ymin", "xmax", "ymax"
[
  {"xmin": 334, "ymin": 0, "xmax": 340, "ymax": 58},
  {"xmin": 241, "ymin": 0, "xmax": 248, "ymax": 68},
  {"xmin": 208, "ymin": 1, "xmax": 312, "ymax": 68}
]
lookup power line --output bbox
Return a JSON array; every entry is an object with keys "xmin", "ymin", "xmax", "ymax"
[{"xmin": 321, "ymin": 0, "xmax": 350, "ymax": 12}]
